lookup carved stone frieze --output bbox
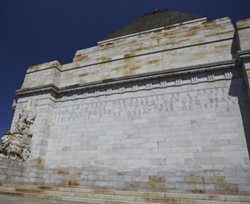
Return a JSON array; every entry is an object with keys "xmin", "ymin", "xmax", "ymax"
[{"xmin": 0, "ymin": 100, "xmax": 36, "ymax": 161}]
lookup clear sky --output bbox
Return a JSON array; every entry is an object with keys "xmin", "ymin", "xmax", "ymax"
[{"xmin": 0, "ymin": 0, "xmax": 250, "ymax": 136}]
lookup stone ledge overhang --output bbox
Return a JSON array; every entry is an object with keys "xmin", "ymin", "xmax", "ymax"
[
  {"xmin": 238, "ymin": 50, "xmax": 250, "ymax": 61},
  {"xmin": 27, "ymin": 60, "xmax": 62, "ymax": 73},
  {"xmin": 16, "ymin": 60, "xmax": 236, "ymax": 98}
]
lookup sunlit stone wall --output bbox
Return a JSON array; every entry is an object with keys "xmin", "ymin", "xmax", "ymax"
[{"xmin": 1, "ymin": 16, "xmax": 250, "ymax": 194}]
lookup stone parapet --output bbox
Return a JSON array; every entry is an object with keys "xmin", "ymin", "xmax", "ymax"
[
  {"xmin": 19, "ymin": 17, "xmax": 235, "ymax": 95},
  {"xmin": 20, "ymin": 60, "xmax": 61, "ymax": 91}
]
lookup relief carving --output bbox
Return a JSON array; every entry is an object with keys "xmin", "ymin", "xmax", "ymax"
[{"xmin": 0, "ymin": 100, "xmax": 36, "ymax": 161}]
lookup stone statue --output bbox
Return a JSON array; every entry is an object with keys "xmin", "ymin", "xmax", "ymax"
[{"xmin": 0, "ymin": 100, "xmax": 36, "ymax": 161}]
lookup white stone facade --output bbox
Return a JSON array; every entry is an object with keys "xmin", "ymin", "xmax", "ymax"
[{"xmin": 1, "ymin": 15, "xmax": 250, "ymax": 195}]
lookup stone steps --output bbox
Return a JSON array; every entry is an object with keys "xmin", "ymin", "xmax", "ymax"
[{"xmin": 0, "ymin": 183, "xmax": 249, "ymax": 204}]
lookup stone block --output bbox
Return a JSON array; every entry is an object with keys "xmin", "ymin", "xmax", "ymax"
[
  {"xmin": 185, "ymin": 176, "xmax": 205, "ymax": 184},
  {"xmin": 205, "ymin": 176, "xmax": 225, "ymax": 184},
  {"xmin": 62, "ymin": 179, "xmax": 80, "ymax": 186},
  {"xmin": 216, "ymin": 184, "xmax": 239, "ymax": 193},
  {"xmin": 57, "ymin": 168, "xmax": 70, "ymax": 176}
]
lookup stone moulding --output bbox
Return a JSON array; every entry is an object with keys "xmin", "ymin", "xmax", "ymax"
[
  {"xmin": 16, "ymin": 60, "xmax": 236, "ymax": 99},
  {"xmin": 238, "ymin": 50, "xmax": 250, "ymax": 61}
]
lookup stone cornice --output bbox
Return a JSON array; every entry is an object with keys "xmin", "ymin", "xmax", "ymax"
[
  {"xmin": 16, "ymin": 60, "xmax": 236, "ymax": 98},
  {"xmin": 17, "ymin": 85, "xmax": 59, "ymax": 98},
  {"xmin": 237, "ymin": 50, "xmax": 250, "ymax": 60}
]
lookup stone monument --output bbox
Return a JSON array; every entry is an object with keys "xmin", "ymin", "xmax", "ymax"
[
  {"xmin": 0, "ymin": 100, "xmax": 36, "ymax": 161},
  {"xmin": 0, "ymin": 10, "xmax": 250, "ymax": 197}
]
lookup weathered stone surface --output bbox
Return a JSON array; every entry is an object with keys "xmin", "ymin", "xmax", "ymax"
[
  {"xmin": 0, "ymin": 183, "xmax": 250, "ymax": 203},
  {"xmin": 0, "ymin": 11, "xmax": 250, "ymax": 196},
  {"xmin": 185, "ymin": 176, "xmax": 204, "ymax": 184},
  {"xmin": 0, "ymin": 100, "xmax": 36, "ymax": 161}
]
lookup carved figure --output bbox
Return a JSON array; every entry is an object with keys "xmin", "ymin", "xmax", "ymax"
[{"xmin": 0, "ymin": 100, "xmax": 36, "ymax": 161}]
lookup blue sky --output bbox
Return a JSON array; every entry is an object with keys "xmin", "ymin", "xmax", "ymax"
[{"xmin": 0, "ymin": 0, "xmax": 250, "ymax": 136}]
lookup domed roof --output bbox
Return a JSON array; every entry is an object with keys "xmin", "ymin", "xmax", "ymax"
[{"xmin": 104, "ymin": 9, "xmax": 203, "ymax": 40}]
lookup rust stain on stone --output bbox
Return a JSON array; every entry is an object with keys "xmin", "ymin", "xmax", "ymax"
[
  {"xmin": 208, "ymin": 194, "xmax": 223, "ymax": 200},
  {"xmin": 101, "ymin": 75, "xmax": 113, "ymax": 83},
  {"xmin": 121, "ymin": 55, "xmax": 141, "ymax": 76},
  {"xmin": 224, "ymin": 184, "xmax": 238, "ymax": 193},
  {"xmin": 206, "ymin": 176, "xmax": 225, "ymax": 184},
  {"xmin": 148, "ymin": 176, "xmax": 164, "ymax": 183},
  {"xmin": 167, "ymin": 35, "xmax": 178, "ymax": 44},
  {"xmin": 99, "ymin": 42, "xmax": 114, "ymax": 48},
  {"xmin": 75, "ymin": 54, "xmax": 89, "ymax": 61},
  {"xmin": 122, "ymin": 65, "xmax": 140, "ymax": 76},
  {"xmin": 185, "ymin": 175, "xmax": 204, "ymax": 184},
  {"xmin": 203, "ymin": 21, "xmax": 216, "ymax": 27},
  {"xmin": 215, "ymin": 44, "xmax": 229, "ymax": 49},
  {"xmin": 163, "ymin": 72, "xmax": 177, "ymax": 77},
  {"xmin": 97, "ymin": 56, "xmax": 112, "ymax": 62},
  {"xmin": 147, "ymin": 176, "xmax": 166, "ymax": 190},
  {"xmin": 39, "ymin": 186, "xmax": 52, "ymax": 190},
  {"xmin": 124, "ymin": 53, "xmax": 133, "ymax": 58},
  {"xmin": 63, "ymin": 179, "xmax": 80, "ymax": 186},
  {"xmin": 79, "ymin": 72, "xmax": 88, "ymax": 77},
  {"xmin": 134, "ymin": 47, "xmax": 148, "ymax": 52},
  {"xmin": 102, "ymin": 78, "xmax": 114, "ymax": 83},
  {"xmin": 29, "ymin": 158, "xmax": 44, "ymax": 168},
  {"xmin": 192, "ymin": 189, "xmax": 205, "ymax": 194},
  {"xmin": 147, "ymin": 59, "xmax": 160, "ymax": 65},
  {"xmin": 58, "ymin": 168, "xmax": 69, "ymax": 175},
  {"xmin": 183, "ymin": 29, "xmax": 197, "ymax": 38}
]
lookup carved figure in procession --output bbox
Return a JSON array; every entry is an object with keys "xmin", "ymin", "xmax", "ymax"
[{"xmin": 0, "ymin": 100, "xmax": 36, "ymax": 161}]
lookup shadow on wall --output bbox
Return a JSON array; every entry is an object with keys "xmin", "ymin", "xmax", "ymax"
[
  {"xmin": 229, "ymin": 36, "xmax": 250, "ymax": 157},
  {"xmin": 229, "ymin": 69, "xmax": 250, "ymax": 157}
]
